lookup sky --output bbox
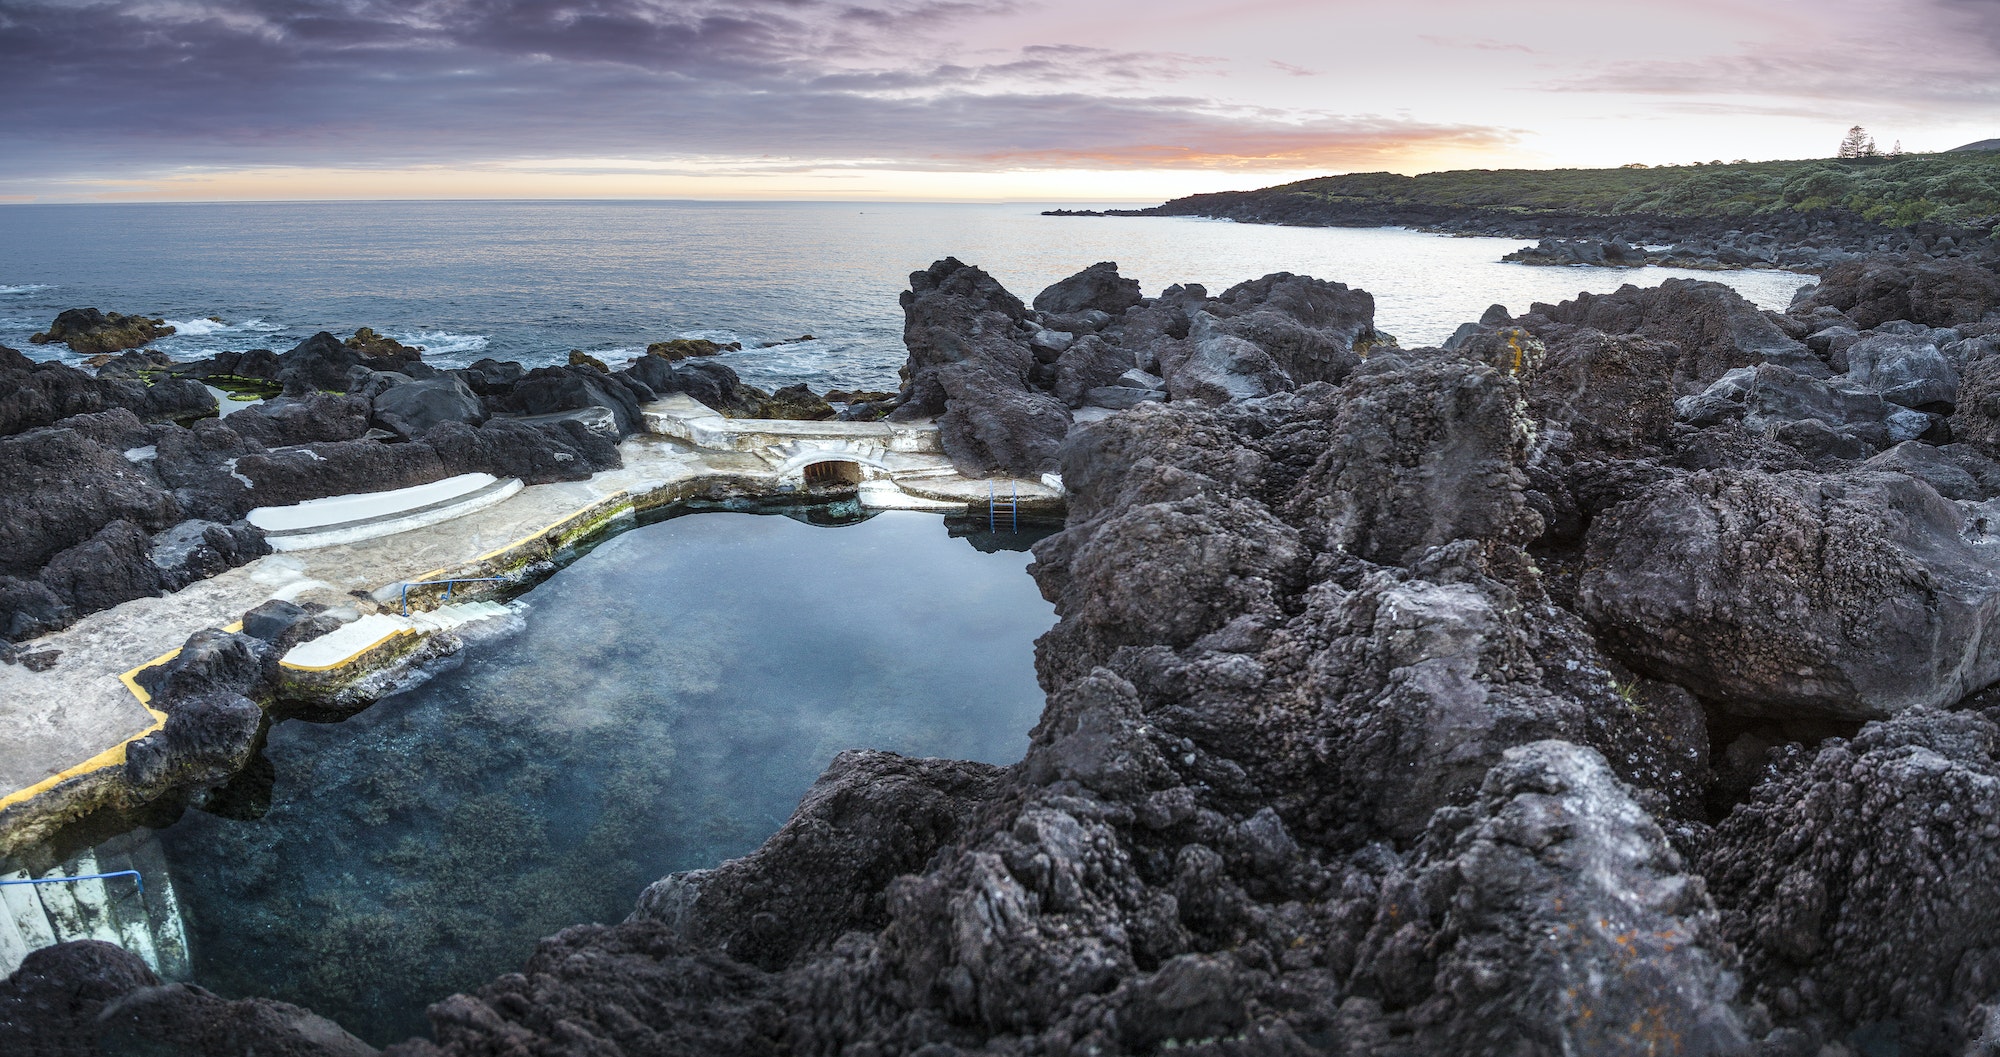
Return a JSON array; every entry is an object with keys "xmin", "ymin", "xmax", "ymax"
[{"xmin": 2, "ymin": 0, "xmax": 1997, "ymax": 202}]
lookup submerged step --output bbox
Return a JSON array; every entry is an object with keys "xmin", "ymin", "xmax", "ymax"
[
  {"xmin": 281, "ymin": 602, "xmax": 520, "ymax": 672},
  {"xmin": 0, "ymin": 840, "xmax": 190, "ymax": 979}
]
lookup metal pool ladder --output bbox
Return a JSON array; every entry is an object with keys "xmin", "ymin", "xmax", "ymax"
[
  {"xmin": 988, "ymin": 482, "xmax": 1019, "ymax": 533},
  {"xmin": 399, "ymin": 576, "xmax": 512, "ymax": 616}
]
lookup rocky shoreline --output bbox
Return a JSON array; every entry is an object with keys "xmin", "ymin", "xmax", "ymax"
[
  {"xmin": 9, "ymin": 245, "xmax": 2000, "ymax": 1054},
  {"xmin": 1048, "ymin": 192, "xmax": 2000, "ymax": 276}
]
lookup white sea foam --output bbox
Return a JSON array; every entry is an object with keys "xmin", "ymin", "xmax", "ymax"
[
  {"xmin": 394, "ymin": 329, "xmax": 490, "ymax": 358},
  {"xmin": 595, "ymin": 345, "xmax": 648, "ymax": 368},
  {"xmin": 165, "ymin": 317, "xmax": 284, "ymax": 337},
  {"xmin": 0, "ymin": 284, "xmax": 53, "ymax": 295}
]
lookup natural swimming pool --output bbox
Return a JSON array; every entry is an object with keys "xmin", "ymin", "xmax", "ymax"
[{"xmin": 7, "ymin": 505, "xmax": 1059, "ymax": 1045}]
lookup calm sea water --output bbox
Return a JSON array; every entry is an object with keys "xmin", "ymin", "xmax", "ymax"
[{"xmin": 0, "ymin": 201, "xmax": 1814, "ymax": 391}]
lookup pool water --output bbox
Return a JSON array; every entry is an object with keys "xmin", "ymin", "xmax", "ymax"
[{"xmin": 84, "ymin": 507, "xmax": 1056, "ymax": 1044}]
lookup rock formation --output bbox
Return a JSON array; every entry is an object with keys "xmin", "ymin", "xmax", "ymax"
[
  {"xmin": 29, "ymin": 309, "xmax": 177, "ymax": 354},
  {"xmin": 16, "ymin": 247, "xmax": 2000, "ymax": 1055}
]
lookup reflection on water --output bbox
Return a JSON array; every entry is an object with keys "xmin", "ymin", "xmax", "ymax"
[{"xmin": 142, "ymin": 508, "xmax": 1055, "ymax": 1044}]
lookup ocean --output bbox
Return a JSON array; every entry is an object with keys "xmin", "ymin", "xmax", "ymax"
[{"xmin": 0, "ymin": 200, "xmax": 1816, "ymax": 392}]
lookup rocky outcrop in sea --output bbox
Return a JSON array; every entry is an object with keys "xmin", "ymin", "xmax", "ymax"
[{"xmin": 12, "ymin": 250, "xmax": 2000, "ymax": 1055}]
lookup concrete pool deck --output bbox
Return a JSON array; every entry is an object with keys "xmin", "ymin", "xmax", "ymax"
[{"xmin": 0, "ymin": 396, "xmax": 1064, "ymax": 852}]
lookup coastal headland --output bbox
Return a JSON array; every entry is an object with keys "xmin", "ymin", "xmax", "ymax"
[{"xmin": 7, "ymin": 194, "xmax": 2000, "ymax": 1055}]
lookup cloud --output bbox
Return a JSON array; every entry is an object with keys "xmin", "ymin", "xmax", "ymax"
[
  {"xmin": 1269, "ymin": 60, "xmax": 1321, "ymax": 76},
  {"xmin": 1417, "ymin": 34, "xmax": 1535, "ymax": 54},
  {"xmin": 1545, "ymin": 0, "xmax": 2000, "ymax": 111},
  {"xmin": 0, "ymin": 0, "xmax": 1509, "ymax": 187}
]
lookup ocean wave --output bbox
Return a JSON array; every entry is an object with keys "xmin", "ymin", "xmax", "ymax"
[
  {"xmin": 394, "ymin": 329, "xmax": 490, "ymax": 358},
  {"xmin": 0, "ymin": 284, "xmax": 53, "ymax": 295},
  {"xmin": 164, "ymin": 317, "xmax": 285, "ymax": 337}
]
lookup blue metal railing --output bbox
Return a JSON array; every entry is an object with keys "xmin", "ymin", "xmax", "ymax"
[
  {"xmin": 0, "ymin": 870, "xmax": 144, "ymax": 896},
  {"xmin": 988, "ymin": 482, "xmax": 1019, "ymax": 533},
  {"xmin": 399, "ymin": 577, "xmax": 511, "ymax": 616}
]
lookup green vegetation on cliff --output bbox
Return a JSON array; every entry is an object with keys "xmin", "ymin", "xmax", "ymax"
[{"xmin": 1275, "ymin": 152, "xmax": 2000, "ymax": 230}]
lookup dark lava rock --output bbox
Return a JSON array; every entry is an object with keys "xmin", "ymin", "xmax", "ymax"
[
  {"xmin": 1202, "ymin": 271, "xmax": 1392, "ymax": 386},
  {"xmin": 0, "ymin": 940, "xmax": 161, "ymax": 1057},
  {"xmin": 935, "ymin": 365, "xmax": 1072, "ymax": 477},
  {"xmin": 670, "ymin": 359, "xmax": 765, "ymax": 417},
  {"xmin": 1031, "ymin": 260, "xmax": 1144, "ymax": 317},
  {"xmin": 36, "ymin": 519, "xmax": 165, "ymax": 614},
  {"xmin": 98, "ymin": 982, "xmax": 378, "ymax": 1057},
  {"xmin": 1579, "ymin": 469, "xmax": 2000, "ymax": 718},
  {"xmin": 890, "ymin": 256, "xmax": 1035, "ymax": 417},
  {"xmin": 143, "ymin": 627, "xmax": 270, "ymax": 703},
  {"xmin": 28, "ymin": 308, "xmax": 175, "ymax": 354},
  {"xmin": 428, "ymin": 418, "xmax": 622, "ymax": 483},
  {"xmin": 1948, "ymin": 354, "xmax": 2000, "ymax": 460},
  {"xmin": 231, "ymin": 439, "xmax": 451, "ymax": 512},
  {"xmin": 890, "ymin": 258, "xmax": 1071, "ymax": 476},
  {"xmin": 241, "ymin": 598, "xmax": 311, "ymax": 644},
  {"xmin": 344, "ymin": 326, "xmax": 422, "ymax": 358},
  {"xmin": 753, "ymin": 383, "xmax": 834, "ymax": 421},
  {"xmin": 1704, "ymin": 709, "xmax": 2000, "ymax": 1054},
  {"xmin": 123, "ymin": 691, "xmax": 265, "ymax": 795},
  {"xmin": 149, "ymin": 518, "xmax": 269, "ymax": 591},
  {"xmin": 486, "ymin": 364, "xmax": 648, "ymax": 436},
  {"xmin": 458, "ymin": 357, "xmax": 525, "ymax": 394},
  {"xmin": 0, "ymin": 426, "xmax": 179, "ymax": 577},
  {"xmin": 371, "ymin": 375, "xmax": 486, "ymax": 439},
  {"xmin": 1289, "ymin": 356, "xmax": 1542, "ymax": 566},
  {"xmin": 1675, "ymin": 363, "xmax": 1926, "ymax": 456},
  {"xmin": 645, "ymin": 337, "xmax": 740, "ymax": 360},
  {"xmin": 0, "ymin": 575, "xmax": 70, "ymax": 640},
  {"xmin": 1861, "ymin": 439, "xmax": 2000, "ymax": 500},
  {"xmin": 274, "ymin": 331, "xmax": 422, "ymax": 397},
  {"xmin": 1526, "ymin": 279, "xmax": 1827, "ymax": 391},
  {"xmin": 1351, "ymin": 741, "xmax": 1746, "ymax": 1054},
  {"xmin": 1802, "ymin": 255, "xmax": 2000, "ymax": 328},
  {"xmin": 617, "ymin": 353, "xmax": 682, "ymax": 399},
  {"xmin": 1521, "ymin": 329, "xmax": 1679, "ymax": 458},
  {"xmin": 1502, "ymin": 236, "xmax": 1650, "ymax": 267},
  {"xmin": 169, "ymin": 346, "xmax": 283, "ymax": 385},
  {"xmin": 0, "ymin": 353, "xmax": 216, "ymax": 438},
  {"xmin": 633, "ymin": 750, "xmax": 1006, "ymax": 968},
  {"xmin": 1157, "ymin": 309, "xmax": 1295, "ymax": 402},
  {"xmin": 222, "ymin": 393, "xmax": 374, "ymax": 447},
  {"xmin": 1050, "ymin": 334, "xmax": 1136, "ymax": 407},
  {"xmin": 1843, "ymin": 332, "xmax": 1959, "ymax": 408}
]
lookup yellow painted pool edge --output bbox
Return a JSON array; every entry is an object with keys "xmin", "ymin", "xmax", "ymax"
[
  {"xmin": 473, "ymin": 490, "xmax": 633, "ymax": 564},
  {"xmin": 0, "ymin": 621, "xmax": 243, "ymax": 813},
  {"xmin": 276, "ymin": 627, "xmax": 417, "ymax": 673}
]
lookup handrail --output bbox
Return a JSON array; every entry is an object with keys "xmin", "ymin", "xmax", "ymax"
[
  {"xmin": 987, "ymin": 482, "xmax": 1020, "ymax": 533},
  {"xmin": 0, "ymin": 870, "xmax": 144, "ymax": 896},
  {"xmin": 399, "ymin": 577, "xmax": 512, "ymax": 616}
]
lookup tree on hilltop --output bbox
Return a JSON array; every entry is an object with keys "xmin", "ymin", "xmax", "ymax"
[{"xmin": 1838, "ymin": 125, "xmax": 1878, "ymax": 159}]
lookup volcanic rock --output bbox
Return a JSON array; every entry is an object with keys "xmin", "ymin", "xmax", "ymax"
[
  {"xmin": 1802, "ymin": 255, "xmax": 2000, "ymax": 328},
  {"xmin": 646, "ymin": 338, "xmax": 739, "ymax": 361},
  {"xmin": 890, "ymin": 258, "xmax": 1070, "ymax": 475},
  {"xmin": 371, "ymin": 375, "xmax": 486, "ymax": 439},
  {"xmin": 1579, "ymin": 469, "xmax": 2000, "ymax": 718},
  {"xmin": 1031, "ymin": 260, "xmax": 1144, "ymax": 317},
  {"xmin": 1703, "ymin": 709, "xmax": 2000, "ymax": 1054},
  {"xmin": 1526, "ymin": 279, "xmax": 1827, "ymax": 391},
  {"xmin": 28, "ymin": 308, "xmax": 175, "ymax": 354}
]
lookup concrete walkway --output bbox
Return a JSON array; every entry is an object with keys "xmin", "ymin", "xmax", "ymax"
[{"xmin": 0, "ymin": 398, "xmax": 1064, "ymax": 847}]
